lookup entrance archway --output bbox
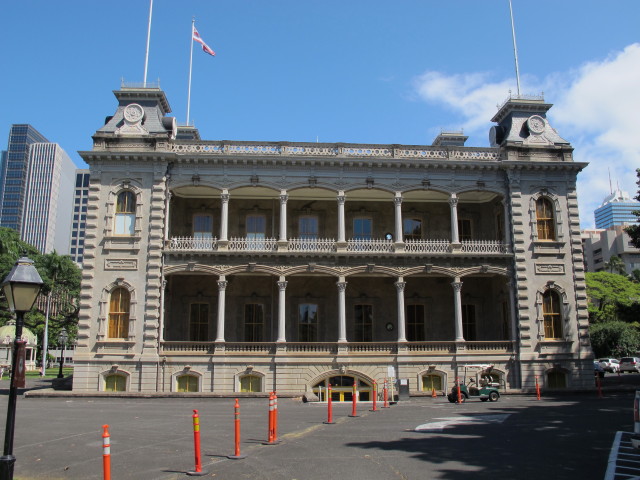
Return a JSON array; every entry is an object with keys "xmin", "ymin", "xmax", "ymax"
[{"xmin": 312, "ymin": 374, "xmax": 372, "ymax": 402}]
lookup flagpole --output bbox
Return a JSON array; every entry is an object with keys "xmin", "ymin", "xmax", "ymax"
[
  {"xmin": 508, "ymin": 0, "xmax": 522, "ymax": 96},
  {"xmin": 186, "ymin": 17, "xmax": 195, "ymax": 125},
  {"xmin": 143, "ymin": 0, "xmax": 154, "ymax": 86}
]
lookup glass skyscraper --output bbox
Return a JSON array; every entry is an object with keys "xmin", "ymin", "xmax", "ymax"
[
  {"xmin": 0, "ymin": 124, "xmax": 50, "ymax": 231},
  {"xmin": 594, "ymin": 189, "xmax": 640, "ymax": 229}
]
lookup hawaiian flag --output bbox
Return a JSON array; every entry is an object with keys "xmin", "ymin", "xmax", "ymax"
[{"xmin": 193, "ymin": 27, "xmax": 215, "ymax": 56}]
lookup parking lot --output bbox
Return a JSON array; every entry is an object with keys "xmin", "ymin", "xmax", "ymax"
[{"xmin": 0, "ymin": 383, "xmax": 635, "ymax": 480}]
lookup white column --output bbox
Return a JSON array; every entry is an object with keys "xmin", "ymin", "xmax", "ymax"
[
  {"xmin": 279, "ymin": 191, "xmax": 288, "ymax": 242},
  {"xmin": 220, "ymin": 190, "xmax": 229, "ymax": 242},
  {"xmin": 452, "ymin": 278, "xmax": 464, "ymax": 341},
  {"xmin": 215, "ymin": 277, "xmax": 227, "ymax": 342},
  {"xmin": 394, "ymin": 193, "xmax": 403, "ymax": 243},
  {"xmin": 163, "ymin": 191, "xmax": 172, "ymax": 242},
  {"xmin": 276, "ymin": 276, "xmax": 287, "ymax": 343},
  {"xmin": 337, "ymin": 277, "xmax": 347, "ymax": 342},
  {"xmin": 502, "ymin": 199, "xmax": 511, "ymax": 251},
  {"xmin": 395, "ymin": 278, "xmax": 407, "ymax": 342},
  {"xmin": 337, "ymin": 192, "xmax": 346, "ymax": 243},
  {"xmin": 449, "ymin": 193, "xmax": 460, "ymax": 244}
]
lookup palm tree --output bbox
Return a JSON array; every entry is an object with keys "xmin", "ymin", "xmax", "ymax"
[{"xmin": 605, "ymin": 255, "xmax": 627, "ymax": 275}]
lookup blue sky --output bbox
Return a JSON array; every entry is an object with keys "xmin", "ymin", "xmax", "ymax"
[{"xmin": 1, "ymin": 1, "xmax": 639, "ymax": 228}]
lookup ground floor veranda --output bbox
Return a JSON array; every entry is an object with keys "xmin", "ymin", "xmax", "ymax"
[{"xmin": 73, "ymin": 267, "xmax": 596, "ymax": 395}]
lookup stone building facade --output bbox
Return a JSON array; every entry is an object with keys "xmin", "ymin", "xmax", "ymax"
[{"xmin": 72, "ymin": 86, "xmax": 593, "ymax": 396}]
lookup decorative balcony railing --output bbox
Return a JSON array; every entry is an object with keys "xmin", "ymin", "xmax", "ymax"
[
  {"xmin": 287, "ymin": 238, "xmax": 337, "ymax": 253},
  {"xmin": 460, "ymin": 240, "xmax": 509, "ymax": 254},
  {"xmin": 346, "ymin": 239, "xmax": 395, "ymax": 253},
  {"xmin": 227, "ymin": 237, "xmax": 278, "ymax": 252},
  {"xmin": 404, "ymin": 239, "xmax": 450, "ymax": 254},
  {"xmin": 168, "ymin": 236, "xmax": 218, "ymax": 251},
  {"xmin": 160, "ymin": 340, "xmax": 514, "ymax": 355},
  {"xmin": 165, "ymin": 236, "xmax": 510, "ymax": 255}
]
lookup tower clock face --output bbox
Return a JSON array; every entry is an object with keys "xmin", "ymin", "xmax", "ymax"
[{"xmin": 527, "ymin": 115, "xmax": 546, "ymax": 134}]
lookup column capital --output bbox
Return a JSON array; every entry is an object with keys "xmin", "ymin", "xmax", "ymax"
[
  {"xmin": 221, "ymin": 192, "xmax": 230, "ymax": 203},
  {"xmin": 217, "ymin": 280, "xmax": 228, "ymax": 290},
  {"xmin": 449, "ymin": 194, "xmax": 459, "ymax": 208},
  {"xmin": 451, "ymin": 281, "xmax": 463, "ymax": 293},
  {"xmin": 280, "ymin": 192, "xmax": 289, "ymax": 204},
  {"xmin": 277, "ymin": 281, "xmax": 288, "ymax": 291},
  {"xmin": 394, "ymin": 281, "xmax": 406, "ymax": 292},
  {"xmin": 394, "ymin": 196, "xmax": 403, "ymax": 207},
  {"xmin": 336, "ymin": 281, "xmax": 347, "ymax": 293}
]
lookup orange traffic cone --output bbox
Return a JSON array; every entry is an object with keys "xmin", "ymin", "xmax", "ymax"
[{"xmin": 431, "ymin": 388, "xmax": 437, "ymax": 398}]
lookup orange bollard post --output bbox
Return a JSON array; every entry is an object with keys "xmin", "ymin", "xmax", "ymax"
[
  {"xmin": 186, "ymin": 409, "xmax": 208, "ymax": 476},
  {"xmin": 102, "ymin": 425, "xmax": 111, "ymax": 480},
  {"xmin": 324, "ymin": 384, "xmax": 335, "ymax": 424},
  {"xmin": 535, "ymin": 376, "xmax": 541, "ymax": 400},
  {"xmin": 382, "ymin": 380, "xmax": 390, "ymax": 408},
  {"xmin": 263, "ymin": 392, "xmax": 280, "ymax": 445},
  {"xmin": 370, "ymin": 381, "xmax": 378, "ymax": 412},
  {"xmin": 228, "ymin": 399, "xmax": 247, "ymax": 459},
  {"xmin": 456, "ymin": 377, "xmax": 462, "ymax": 404},
  {"xmin": 349, "ymin": 381, "xmax": 359, "ymax": 417}
]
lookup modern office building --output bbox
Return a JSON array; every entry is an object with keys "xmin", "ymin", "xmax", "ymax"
[
  {"xmin": 0, "ymin": 124, "xmax": 76, "ymax": 254},
  {"xmin": 21, "ymin": 143, "xmax": 75, "ymax": 253},
  {"xmin": 72, "ymin": 86, "xmax": 594, "ymax": 396},
  {"xmin": 70, "ymin": 170, "xmax": 90, "ymax": 264},
  {"xmin": 582, "ymin": 226, "xmax": 640, "ymax": 274},
  {"xmin": 594, "ymin": 189, "xmax": 640, "ymax": 229},
  {"xmin": 0, "ymin": 124, "xmax": 50, "ymax": 232}
]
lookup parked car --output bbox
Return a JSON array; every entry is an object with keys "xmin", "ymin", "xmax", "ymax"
[
  {"xmin": 594, "ymin": 361, "xmax": 605, "ymax": 378},
  {"xmin": 598, "ymin": 358, "xmax": 620, "ymax": 373},
  {"xmin": 620, "ymin": 357, "xmax": 640, "ymax": 373}
]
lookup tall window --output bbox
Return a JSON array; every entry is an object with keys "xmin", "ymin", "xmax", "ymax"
[
  {"xmin": 354, "ymin": 304, "xmax": 373, "ymax": 342},
  {"xmin": 542, "ymin": 290, "xmax": 562, "ymax": 339},
  {"xmin": 403, "ymin": 218, "xmax": 422, "ymax": 241},
  {"xmin": 458, "ymin": 219, "xmax": 472, "ymax": 241},
  {"xmin": 299, "ymin": 216, "xmax": 319, "ymax": 240},
  {"xmin": 193, "ymin": 214, "xmax": 213, "ymax": 239},
  {"xmin": 108, "ymin": 287, "xmax": 130, "ymax": 339},
  {"xmin": 189, "ymin": 303, "xmax": 209, "ymax": 341},
  {"xmin": 247, "ymin": 215, "xmax": 266, "ymax": 249},
  {"xmin": 245, "ymin": 304, "xmax": 264, "ymax": 342},
  {"xmin": 299, "ymin": 303, "xmax": 318, "ymax": 342},
  {"xmin": 406, "ymin": 304, "xmax": 425, "ymax": 341},
  {"xmin": 496, "ymin": 211, "xmax": 504, "ymax": 241},
  {"xmin": 462, "ymin": 304, "xmax": 476, "ymax": 341},
  {"xmin": 115, "ymin": 191, "xmax": 135, "ymax": 235},
  {"xmin": 353, "ymin": 218, "xmax": 372, "ymax": 240},
  {"xmin": 536, "ymin": 197, "xmax": 556, "ymax": 241}
]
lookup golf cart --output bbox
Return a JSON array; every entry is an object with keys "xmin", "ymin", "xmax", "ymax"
[{"xmin": 447, "ymin": 364, "xmax": 500, "ymax": 403}]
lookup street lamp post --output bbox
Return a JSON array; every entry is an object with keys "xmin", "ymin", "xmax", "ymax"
[
  {"xmin": 0, "ymin": 256, "xmax": 43, "ymax": 480},
  {"xmin": 56, "ymin": 328, "xmax": 68, "ymax": 379}
]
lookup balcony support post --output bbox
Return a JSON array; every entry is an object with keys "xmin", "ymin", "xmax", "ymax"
[
  {"xmin": 218, "ymin": 190, "xmax": 230, "ymax": 251},
  {"xmin": 276, "ymin": 277, "xmax": 287, "ymax": 343},
  {"xmin": 215, "ymin": 277, "xmax": 228, "ymax": 343},
  {"xmin": 395, "ymin": 278, "xmax": 407, "ymax": 342},
  {"xmin": 336, "ymin": 192, "xmax": 347, "ymax": 251},
  {"xmin": 337, "ymin": 278, "xmax": 347, "ymax": 343},
  {"xmin": 449, "ymin": 193, "xmax": 460, "ymax": 247},
  {"xmin": 277, "ymin": 191, "xmax": 288, "ymax": 251},
  {"xmin": 452, "ymin": 277, "xmax": 465, "ymax": 341},
  {"xmin": 393, "ymin": 193, "xmax": 405, "ymax": 252}
]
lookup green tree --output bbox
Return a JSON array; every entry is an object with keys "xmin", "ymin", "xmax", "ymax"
[
  {"xmin": 586, "ymin": 271, "xmax": 640, "ymax": 323},
  {"xmin": 605, "ymin": 255, "xmax": 627, "ymax": 275},
  {"xmin": 631, "ymin": 269, "xmax": 640, "ymax": 283},
  {"xmin": 589, "ymin": 320, "xmax": 640, "ymax": 358},
  {"xmin": 625, "ymin": 168, "xmax": 640, "ymax": 248}
]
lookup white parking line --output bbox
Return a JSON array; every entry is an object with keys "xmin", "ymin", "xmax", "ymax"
[{"xmin": 414, "ymin": 414, "xmax": 510, "ymax": 432}]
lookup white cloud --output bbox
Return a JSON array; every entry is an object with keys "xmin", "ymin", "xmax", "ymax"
[{"xmin": 412, "ymin": 44, "xmax": 640, "ymax": 228}]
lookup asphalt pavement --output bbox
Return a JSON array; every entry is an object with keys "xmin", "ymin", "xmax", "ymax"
[{"xmin": 0, "ymin": 372, "xmax": 637, "ymax": 479}]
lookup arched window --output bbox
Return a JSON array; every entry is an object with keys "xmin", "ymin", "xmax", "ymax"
[
  {"xmin": 536, "ymin": 197, "xmax": 555, "ymax": 241},
  {"xmin": 115, "ymin": 191, "xmax": 136, "ymax": 235},
  {"xmin": 240, "ymin": 374, "xmax": 262, "ymax": 392},
  {"xmin": 105, "ymin": 374, "xmax": 127, "ymax": 392},
  {"xmin": 542, "ymin": 290, "xmax": 562, "ymax": 339},
  {"xmin": 547, "ymin": 370, "xmax": 567, "ymax": 389},
  {"xmin": 177, "ymin": 375, "xmax": 199, "ymax": 392},
  {"xmin": 109, "ymin": 287, "xmax": 130, "ymax": 339}
]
